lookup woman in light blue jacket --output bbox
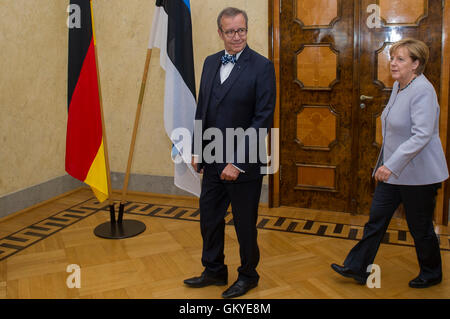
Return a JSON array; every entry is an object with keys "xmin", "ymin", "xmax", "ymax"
[{"xmin": 331, "ymin": 38, "xmax": 449, "ymax": 288}]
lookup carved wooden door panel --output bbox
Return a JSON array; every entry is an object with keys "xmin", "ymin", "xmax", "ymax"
[
  {"xmin": 280, "ymin": 0, "xmax": 355, "ymax": 213},
  {"xmin": 279, "ymin": 0, "xmax": 443, "ymax": 214},
  {"xmin": 355, "ymin": 0, "xmax": 443, "ymax": 214}
]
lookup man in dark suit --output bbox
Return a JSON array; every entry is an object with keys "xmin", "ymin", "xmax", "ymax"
[{"xmin": 183, "ymin": 7, "xmax": 276, "ymax": 298}]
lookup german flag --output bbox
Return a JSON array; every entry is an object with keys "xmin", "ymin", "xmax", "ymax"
[{"xmin": 66, "ymin": 0, "xmax": 108, "ymax": 202}]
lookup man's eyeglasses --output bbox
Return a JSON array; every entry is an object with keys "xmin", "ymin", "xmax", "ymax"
[{"xmin": 221, "ymin": 28, "xmax": 248, "ymax": 38}]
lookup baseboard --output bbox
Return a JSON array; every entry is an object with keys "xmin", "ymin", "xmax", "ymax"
[
  {"xmin": 0, "ymin": 175, "xmax": 84, "ymax": 219},
  {"xmin": 0, "ymin": 172, "xmax": 268, "ymax": 219}
]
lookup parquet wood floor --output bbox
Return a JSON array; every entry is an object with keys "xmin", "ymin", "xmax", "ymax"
[{"xmin": 0, "ymin": 188, "xmax": 449, "ymax": 299}]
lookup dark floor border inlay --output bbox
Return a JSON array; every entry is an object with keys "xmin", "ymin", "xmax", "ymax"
[
  {"xmin": 0, "ymin": 198, "xmax": 101, "ymax": 261},
  {"xmin": 112, "ymin": 200, "xmax": 450, "ymax": 252},
  {"xmin": 0, "ymin": 198, "xmax": 449, "ymax": 261}
]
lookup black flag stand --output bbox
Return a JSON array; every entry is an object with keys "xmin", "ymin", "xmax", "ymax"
[
  {"xmin": 92, "ymin": 9, "xmax": 146, "ymax": 239},
  {"xmin": 93, "ymin": 203, "xmax": 146, "ymax": 239}
]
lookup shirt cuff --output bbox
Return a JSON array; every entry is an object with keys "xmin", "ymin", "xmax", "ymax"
[{"xmin": 232, "ymin": 164, "xmax": 245, "ymax": 173}]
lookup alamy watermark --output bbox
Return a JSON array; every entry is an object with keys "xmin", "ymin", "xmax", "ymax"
[
  {"xmin": 366, "ymin": 264, "xmax": 381, "ymax": 288},
  {"xmin": 67, "ymin": 4, "xmax": 81, "ymax": 29},
  {"xmin": 170, "ymin": 120, "xmax": 279, "ymax": 174},
  {"xmin": 66, "ymin": 264, "xmax": 81, "ymax": 289},
  {"xmin": 366, "ymin": 4, "xmax": 382, "ymax": 29}
]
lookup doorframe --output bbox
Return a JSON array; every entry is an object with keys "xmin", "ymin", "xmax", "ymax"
[
  {"xmin": 268, "ymin": 0, "xmax": 281, "ymax": 207},
  {"xmin": 268, "ymin": 0, "xmax": 450, "ymax": 225},
  {"xmin": 441, "ymin": 0, "xmax": 450, "ymax": 225}
]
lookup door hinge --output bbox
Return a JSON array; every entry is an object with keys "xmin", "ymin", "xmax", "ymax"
[
  {"xmin": 279, "ymin": 0, "xmax": 282, "ymax": 14},
  {"xmin": 279, "ymin": 165, "xmax": 282, "ymax": 181}
]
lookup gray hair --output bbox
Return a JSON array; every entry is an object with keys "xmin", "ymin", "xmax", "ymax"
[{"xmin": 217, "ymin": 7, "xmax": 248, "ymax": 30}]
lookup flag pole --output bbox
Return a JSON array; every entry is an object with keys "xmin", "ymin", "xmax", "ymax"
[
  {"xmin": 117, "ymin": 48, "xmax": 153, "ymax": 223},
  {"xmin": 91, "ymin": 0, "xmax": 145, "ymax": 239}
]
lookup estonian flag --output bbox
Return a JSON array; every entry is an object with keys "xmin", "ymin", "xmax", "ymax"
[
  {"xmin": 148, "ymin": 0, "xmax": 201, "ymax": 197},
  {"xmin": 66, "ymin": 0, "xmax": 109, "ymax": 202}
]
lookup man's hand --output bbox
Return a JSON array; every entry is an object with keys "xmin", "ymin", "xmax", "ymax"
[
  {"xmin": 374, "ymin": 165, "xmax": 392, "ymax": 182},
  {"xmin": 220, "ymin": 163, "xmax": 240, "ymax": 181},
  {"xmin": 191, "ymin": 156, "xmax": 203, "ymax": 174}
]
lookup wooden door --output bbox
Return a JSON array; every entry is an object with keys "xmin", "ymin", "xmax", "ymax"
[{"xmin": 279, "ymin": 0, "xmax": 443, "ymax": 214}]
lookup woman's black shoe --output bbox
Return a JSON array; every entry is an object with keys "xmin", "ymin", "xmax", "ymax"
[
  {"xmin": 408, "ymin": 275, "xmax": 442, "ymax": 288},
  {"xmin": 331, "ymin": 263, "xmax": 368, "ymax": 285}
]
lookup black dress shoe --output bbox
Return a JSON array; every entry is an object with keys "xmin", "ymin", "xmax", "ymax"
[
  {"xmin": 183, "ymin": 273, "xmax": 227, "ymax": 288},
  {"xmin": 409, "ymin": 275, "xmax": 442, "ymax": 288},
  {"xmin": 331, "ymin": 263, "xmax": 368, "ymax": 285},
  {"xmin": 222, "ymin": 279, "xmax": 258, "ymax": 298}
]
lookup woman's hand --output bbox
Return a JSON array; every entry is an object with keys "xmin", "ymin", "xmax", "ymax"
[{"xmin": 374, "ymin": 165, "xmax": 392, "ymax": 182}]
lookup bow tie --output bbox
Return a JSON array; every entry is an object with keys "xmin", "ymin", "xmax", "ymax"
[{"xmin": 221, "ymin": 54, "xmax": 237, "ymax": 65}]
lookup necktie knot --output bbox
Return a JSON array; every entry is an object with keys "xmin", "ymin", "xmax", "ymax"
[{"xmin": 221, "ymin": 54, "xmax": 237, "ymax": 65}]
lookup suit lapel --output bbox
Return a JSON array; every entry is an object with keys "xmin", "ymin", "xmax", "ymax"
[
  {"xmin": 214, "ymin": 46, "xmax": 251, "ymax": 106},
  {"xmin": 201, "ymin": 52, "xmax": 222, "ymax": 121}
]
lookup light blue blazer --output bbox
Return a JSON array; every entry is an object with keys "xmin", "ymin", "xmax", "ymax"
[{"xmin": 374, "ymin": 74, "xmax": 449, "ymax": 185}]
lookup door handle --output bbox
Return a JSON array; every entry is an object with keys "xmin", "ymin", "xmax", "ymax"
[{"xmin": 360, "ymin": 95, "xmax": 374, "ymax": 101}]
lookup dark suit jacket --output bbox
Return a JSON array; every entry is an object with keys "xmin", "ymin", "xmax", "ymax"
[{"xmin": 192, "ymin": 45, "xmax": 276, "ymax": 182}]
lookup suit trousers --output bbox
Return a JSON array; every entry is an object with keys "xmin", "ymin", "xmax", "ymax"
[
  {"xmin": 199, "ymin": 164, "xmax": 263, "ymax": 282},
  {"xmin": 344, "ymin": 182, "xmax": 442, "ymax": 280}
]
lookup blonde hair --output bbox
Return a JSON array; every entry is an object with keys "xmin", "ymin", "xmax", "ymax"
[{"xmin": 389, "ymin": 38, "xmax": 429, "ymax": 74}]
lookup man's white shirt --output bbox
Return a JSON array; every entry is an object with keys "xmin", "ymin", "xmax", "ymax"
[
  {"xmin": 193, "ymin": 49, "xmax": 246, "ymax": 174},
  {"xmin": 220, "ymin": 49, "xmax": 245, "ymax": 173},
  {"xmin": 220, "ymin": 49, "xmax": 243, "ymax": 84}
]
